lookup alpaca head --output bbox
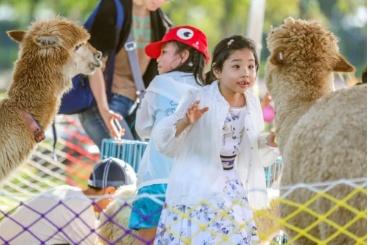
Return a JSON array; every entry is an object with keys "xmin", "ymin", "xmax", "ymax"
[
  {"xmin": 265, "ymin": 17, "xmax": 354, "ymax": 97},
  {"xmin": 7, "ymin": 18, "xmax": 102, "ymax": 91}
]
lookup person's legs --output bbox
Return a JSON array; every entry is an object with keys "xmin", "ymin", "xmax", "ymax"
[
  {"xmin": 79, "ymin": 106, "xmax": 109, "ymax": 148},
  {"xmin": 134, "ymin": 228, "xmax": 157, "ymax": 245},
  {"xmin": 128, "ymin": 184, "xmax": 167, "ymax": 244}
]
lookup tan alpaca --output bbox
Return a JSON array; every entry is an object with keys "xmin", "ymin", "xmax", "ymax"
[
  {"xmin": 0, "ymin": 18, "xmax": 101, "ymax": 180},
  {"xmin": 266, "ymin": 17, "xmax": 366, "ymax": 244}
]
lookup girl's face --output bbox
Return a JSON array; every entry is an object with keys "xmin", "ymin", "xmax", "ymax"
[
  {"xmin": 157, "ymin": 42, "xmax": 185, "ymax": 74},
  {"xmin": 215, "ymin": 48, "xmax": 257, "ymax": 94}
]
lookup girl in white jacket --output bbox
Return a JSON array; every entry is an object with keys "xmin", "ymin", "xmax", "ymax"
[
  {"xmin": 153, "ymin": 35, "xmax": 278, "ymax": 244},
  {"xmin": 128, "ymin": 25, "xmax": 210, "ymax": 243}
]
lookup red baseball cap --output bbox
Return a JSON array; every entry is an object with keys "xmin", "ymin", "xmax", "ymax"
[{"xmin": 145, "ymin": 25, "xmax": 210, "ymax": 63}]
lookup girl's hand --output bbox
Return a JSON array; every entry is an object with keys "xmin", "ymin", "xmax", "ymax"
[
  {"xmin": 186, "ymin": 101, "xmax": 209, "ymax": 124},
  {"xmin": 266, "ymin": 131, "xmax": 278, "ymax": 147}
]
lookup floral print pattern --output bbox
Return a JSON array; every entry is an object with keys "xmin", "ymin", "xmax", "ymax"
[{"xmin": 154, "ymin": 171, "xmax": 258, "ymax": 245}]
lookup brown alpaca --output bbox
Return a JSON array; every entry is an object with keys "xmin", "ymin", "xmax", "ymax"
[
  {"xmin": 0, "ymin": 18, "xmax": 102, "ymax": 180},
  {"xmin": 266, "ymin": 17, "xmax": 366, "ymax": 244}
]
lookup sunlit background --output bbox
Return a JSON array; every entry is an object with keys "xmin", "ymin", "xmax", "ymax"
[
  {"xmin": 0, "ymin": 3, "xmax": 365, "ymax": 244},
  {"xmin": 0, "ymin": 0, "xmax": 366, "ymax": 91}
]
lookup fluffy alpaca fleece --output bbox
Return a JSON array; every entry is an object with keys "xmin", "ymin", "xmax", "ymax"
[
  {"xmin": 0, "ymin": 18, "xmax": 101, "ymax": 180},
  {"xmin": 253, "ymin": 199, "xmax": 281, "ymax": 244},
  {"xmin": 97, "ymin": 185, "xmax": 137, "ymax": 245},
  {"xmin": 265, "ymin": 17, "xmax": 366, "ymax": 244}
]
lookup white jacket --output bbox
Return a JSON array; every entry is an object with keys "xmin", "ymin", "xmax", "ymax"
[{"xmin": 152, "ymin": 81, "xmax": 279, "ymax": 209}]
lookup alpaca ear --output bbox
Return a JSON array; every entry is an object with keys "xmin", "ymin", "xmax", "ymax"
[
  {"xmin": 333, "ymin": 54, "xmax": 355, "ymax": 72},
  {"xmin": 34, "ymin": 35, "xmax": 60, "ymax": 48},
  {"xmin": 284, "ymin": 17, "xmax": 295, "ymax": 25},
  {"xmin": 7, "ymin": 30, "xmax": 26, "ymax": 43},
  {"xmin": 270, "ymin": 47, "xmax": 285, "ymax": 66}
]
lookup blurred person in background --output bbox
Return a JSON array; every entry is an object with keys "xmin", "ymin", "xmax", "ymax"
[
  {"xmin": 0, "ymin": 158, "xmax": 136, "ymax": 245},
  {"xmin": 79, "ymin": 0, "xmax": 172, "ymax": 148}
]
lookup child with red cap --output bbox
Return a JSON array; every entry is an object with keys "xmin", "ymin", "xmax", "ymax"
[{"xmin": 128, "ymin": 25, "xmax": 209, "ymax": 243}]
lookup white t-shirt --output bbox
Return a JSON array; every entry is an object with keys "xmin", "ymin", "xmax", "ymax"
[{"xmin": 0, "ymin": 186, "xmax": 97, "ymax": 245}]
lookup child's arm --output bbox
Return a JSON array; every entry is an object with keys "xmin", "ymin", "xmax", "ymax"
[
  {"xmin": 248, "ymin": 92, "xmax": 280, "ymax": 167},
  {"xmin": 89, "ymin": 68, "xmax": 124, "ymax": 139},
  {"xmin": 135, "ymin": 91, "xmax": 156, "ymax": 139},
  {"xmin": 258, "ymin": 132, "xmax": 279, "ymax": 167},
  {"xmin": 259, "ymin": 131, "xmax": 277, "ymax": 147},
  {"xmin": 175, "ymin": 101, "xmax": 208, "ymax": 137},
  {"xmin": 151, "ymin": 89, "xmax": 200, "ymax": 157}
]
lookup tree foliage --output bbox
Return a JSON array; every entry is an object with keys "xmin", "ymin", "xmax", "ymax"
[{"xmin": 0, "ymin": 0, "xmax": 366, "ymax": 76}]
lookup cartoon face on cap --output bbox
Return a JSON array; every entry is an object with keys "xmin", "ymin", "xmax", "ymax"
[
  {"xmin": 145, "ymin": 25, "xmax": 210, "ymax": 62},
  {"xmin": 176, "ymin": 28, "xmax": 194, "ymax": 40}
]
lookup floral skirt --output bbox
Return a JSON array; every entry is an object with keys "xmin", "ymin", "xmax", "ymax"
[{"xmin": 154, "ymin": 170, "xmax": 258, "ymax": 245}]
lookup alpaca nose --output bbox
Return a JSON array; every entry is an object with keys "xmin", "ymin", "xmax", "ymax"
[{"xmin": 94, "ymin": 51, "xmax": 102, "ymax": 61}]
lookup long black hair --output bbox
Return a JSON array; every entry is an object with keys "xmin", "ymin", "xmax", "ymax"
[
  {"xmin": 205, "ymin": 35, "xmax": 259, "ymax": 84},
  {"xmin": 171, "ymin": 41, "xmax": 206, "ymax": 86}
]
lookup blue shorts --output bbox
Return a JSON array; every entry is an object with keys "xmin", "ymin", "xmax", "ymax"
[{"xmin": 128, "ymin": 184, "xmax": 167, "ymax": 230}]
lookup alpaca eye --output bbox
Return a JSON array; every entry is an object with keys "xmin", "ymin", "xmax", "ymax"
[{"xmin": 75, "ymin": 43, "xmax": 83, "ymax": 51}]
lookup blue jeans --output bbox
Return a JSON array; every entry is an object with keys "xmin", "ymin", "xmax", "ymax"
[{"xmin": 79, "ymin": 93, "xmax": 135, "ymax": 149}]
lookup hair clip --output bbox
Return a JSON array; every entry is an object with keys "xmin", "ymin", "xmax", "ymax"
[{"xmin": 227, "ymin": 39, "xmax": 234, "ymax": 47}]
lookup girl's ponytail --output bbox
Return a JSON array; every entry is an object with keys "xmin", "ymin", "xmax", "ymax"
[
  {"xmin": 172, "ymin": 42, "xmax": 206, "ymax": 86},
  {"xmin": 205, "ymin": 69, "xmax": 217, "ymax": 85}
]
